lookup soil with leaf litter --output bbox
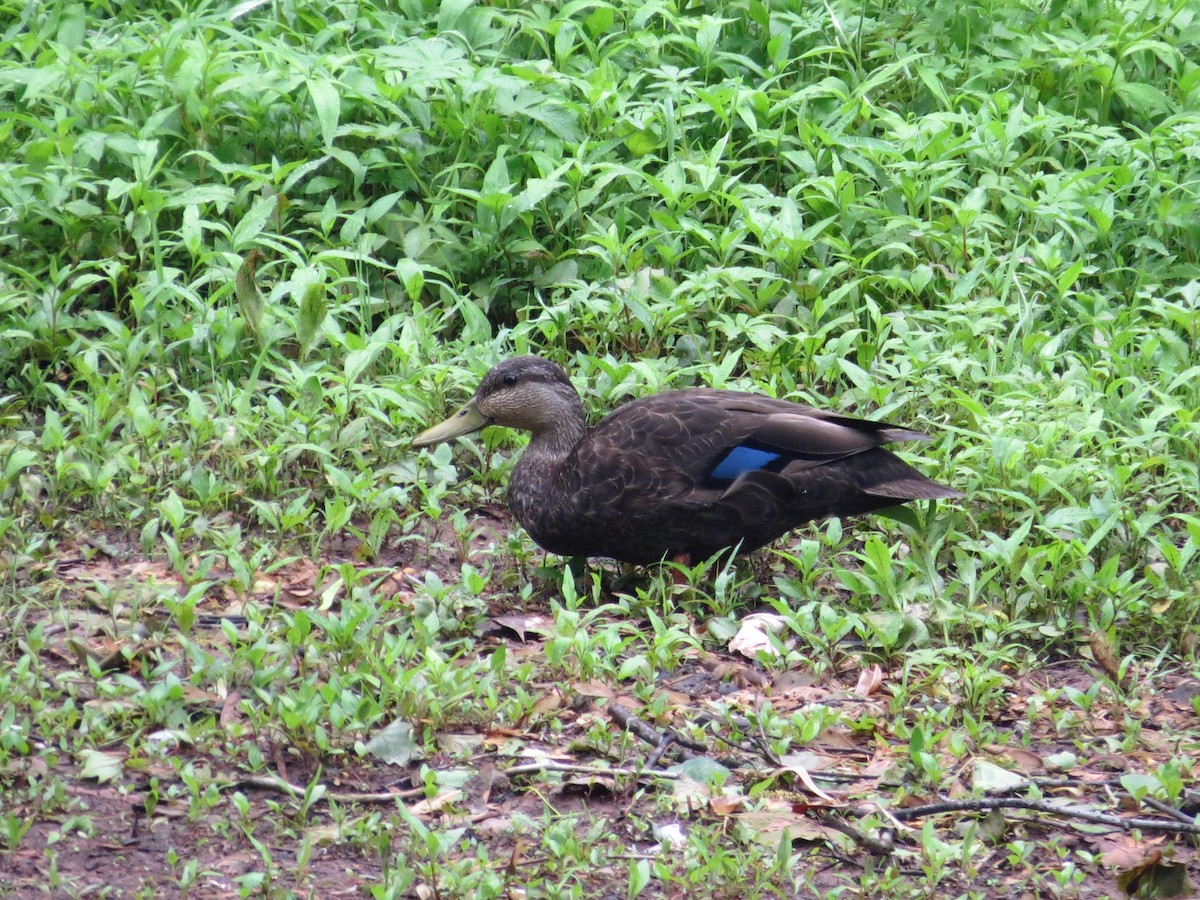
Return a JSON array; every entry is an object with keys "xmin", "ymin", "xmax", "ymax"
[{"xmin": 5, "ymin": 529, "xmax": 1199, "ymax": 899}]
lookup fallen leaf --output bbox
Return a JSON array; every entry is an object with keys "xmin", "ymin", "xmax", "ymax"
[
  {"xmin": 735, "ymin": 808, "xmax": 840, "ymax": 848},
  {"xmin": 853, "ymin": 665, "xmax": 884, "ymax": 697},
  {"xmin": 78, "ymin": 749, "xmax": 125, "ymax": 783},
  {"xmin": 220, "ymin": 691, "xmax": 244, "ymax": 729},
  {"xmin": 574, "ymin": 680, "xmax": 615, "ymax": 698},
  {"xmin": 437, "ymin": 733, "xmax": 485, "ymax": 755},
  {"xmin": 1095, "ymin": 834, "xmax": 1159, "ymax": 868},
  {"xmin": 709, "ymin": 794, "xmax": 747, "ymax": 815},
  {"xmin": 1089, "ymin": 631, "xmax": 1122, "ymax": 682},
  {"xmin": 779, "ymin": 750, "xmax": 838, "ymax": 773},
  {"xmin": 1115, "ymin": 848, "xmax": 1192, "ymax": 898},
  {"xmin": 985, "ymin": 745, "xmax": 1043, "ymax": 773},
  {"xmin": 728, "ymin": 613, "xmax": 788, "ymax": 659},
  {"xmin": 365, "ymin": 718, "xmax": 417, "ymax": 766},
  {"xmin": 408, "ymin": 789, "xmax": 463, "ymax": 816},
  {"xmin": 972, "ymin": 760, "xmax": 1026, "ymax": 792},
  {"xmin": 777, "ymin": 755, "xmax": 837, "ymax": 803},
  {"xmin": 529, "ymin": 689, "xmax": 564, "ymax": 719}
]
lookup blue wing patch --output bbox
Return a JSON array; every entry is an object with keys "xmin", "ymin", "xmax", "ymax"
[{"xmin": 709, "ymin": 445, "xmax": 783, "ymax": 480}]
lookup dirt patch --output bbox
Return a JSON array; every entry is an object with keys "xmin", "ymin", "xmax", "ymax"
[{"xmin": 3, "ymin": 536, "xmax": 1199, "ymax": 898}]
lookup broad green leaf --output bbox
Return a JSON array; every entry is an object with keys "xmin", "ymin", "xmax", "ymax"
[
  {"xmin": 365, "ymin": 719, "xmax": 417, "ymax": 766},
  {"xmin": 235, "ymin": 250, "xmax": 266, "ymax": 344},
  {"xmin": 296, "ymin": 281, "xmax": 327, "ymax": 358},
  {"xmin": 232, "ymin": 198, "xmax": 277, "ymax": 251},
  {"xmin": 307, "ymin": 78, "xmax": 341, "ymax": 149},
  {"xmin": 79, "ymin": 749, "xmax": 124, "ymax": 783},
  {"xmin": 181, "ymin": 203, "xmax": 201, "ymax": 256}
]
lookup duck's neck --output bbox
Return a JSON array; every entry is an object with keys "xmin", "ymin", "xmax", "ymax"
[
  {"xmin": 507, "ymin": 412, "xmax": 587, "ymax": 529},
  {"xmin": 518, "ymin": 416, "xmax": 586, "ymax": 475}
]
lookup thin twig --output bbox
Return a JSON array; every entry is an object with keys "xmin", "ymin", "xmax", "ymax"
[
  {"xmin": 984, "ymin": 775, "xmax": 1124, "ymax": 795},
  {"xmin": 232, "ymin": 774, "xmax": 426, "ymax": 803},
  {"xmin": 891, "ymin": 797, "xmax": 1200, "ymax": 836},
  {"xmin": 820, "ymin": 812, "xmax": 894, "ymax": 856},
  {"xmin": 754, "ymin": 706, "xmax": 783, "ymax": 768},
  {"xmin": 645, "ymin": 734, "xmax": 676, "ymax": 769},
  {"xmin": 608, "ymin": 702, "xmax": 700, "ymax": 762},
  {"xmin": 1141, "ymin": 796, "xmax": 1198, "ymax": 826},
  {"xmin": 502, "ymin": 761, "xmax": 678, "ymax": 780}
]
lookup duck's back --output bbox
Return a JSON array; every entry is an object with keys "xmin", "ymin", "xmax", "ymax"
[{"xmin": 509, "ymin": 389, "xmax": 960, "ymax": 565}]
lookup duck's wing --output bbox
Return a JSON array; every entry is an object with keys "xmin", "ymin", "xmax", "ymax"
[
  {"xmin": 704, "ymin": 393, "xmax": 962, "ymax": 501},
  {"xmin": 544, "ymin": 388, "xmax": 959, "ymax": 564},
  {"xmin": 589, "ymin": 388, "xmax": 937, "ymax": 477}
]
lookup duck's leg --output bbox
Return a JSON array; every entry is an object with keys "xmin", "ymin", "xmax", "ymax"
[
  {"xmin": 565, "ymin": 555, "xmax": 589, "ymax": 580},
  {"xmin": 669, "ymin": 552, "xmax": 691, "ymax": 587}
]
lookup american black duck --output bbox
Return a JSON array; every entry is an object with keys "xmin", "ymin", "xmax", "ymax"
[{"xmin": 413, "ymin": 356, "xmax": 962, "ymax": 566}]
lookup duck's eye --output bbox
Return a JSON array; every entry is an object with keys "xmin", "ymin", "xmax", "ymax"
[{"xmin": 502, "ymin": 372, "xmax": 520, "ymax": 386}]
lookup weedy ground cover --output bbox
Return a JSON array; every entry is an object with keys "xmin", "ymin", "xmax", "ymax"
[{"xmin": 1, "ymin": 0, "xmax": 1198, "ymax": 896}]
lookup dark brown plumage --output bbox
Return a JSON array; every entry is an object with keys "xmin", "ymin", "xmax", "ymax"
[{"xmin": 413, "ymin": 356, "xmax": 962, "ymax": 565}]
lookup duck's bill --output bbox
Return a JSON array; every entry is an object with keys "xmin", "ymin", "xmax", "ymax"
[{"xmin": 412, "ymin": 400, "xmax": 490, "ymax": 447}]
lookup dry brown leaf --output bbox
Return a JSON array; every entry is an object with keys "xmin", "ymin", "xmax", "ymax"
[
  {"xmin": 574, "ymin": 680, "xmax": 615, "ymax": 698},
  {"xmin": 813, "ymin": 731, "xmax": 865, "ymax": 754},
  {"xmin": 527, "ymin": 689, "xmax": 563, "ymax": 718},
  {"xmin": 985, "ymin": 745, "xmax": 1043, "ymax": 773},
  {"xmin": 408, "ymin": 789, "xmax": 463, "ymax": 817},
  {"xmin": 220, "ymin": 691, "xmax": 244, "ymax": 729},
  {"xmin": 472, "ymin": 815, "xmax": 512, "ymax": 838},
  {"xmin": 770, "ymin": 669, "xmax": 815, "ymax": 691},
  {"xmin": 780, "ymin": 762, "xmax": 837, "ymax": 803},
  {"xmin": 710, "ymin": 661, "xmax": 743, "ymax": 680},
  {"xmin": 1089, "ymin": 630, "xmax": 1121, "ymax": 682},
  {"xmin": 180, "ymin": 685, "xmax": 222, "ymax": 706},
  {"xmin": 709, "ymin": 795, "xmax": 746, "ymax": 815},
  {"xmin": 1096, "ymin": 834, "xmax": 1162, "ymax": 868},
  {"xmin": 490, "ymin": 614, "xmax": 555, "ymax": 641},
  {"xmin": 736, "ymin": 808, "xmax": 839, "ymax": 847},
  {"xmin": 853, "ymin": 665, "xmax": 884, "ymax": 697}
]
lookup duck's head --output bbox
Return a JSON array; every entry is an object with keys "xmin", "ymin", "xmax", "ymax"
[{"xmin": 412, "ymin": 356, "xmax": 585, "ymax": 447}]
